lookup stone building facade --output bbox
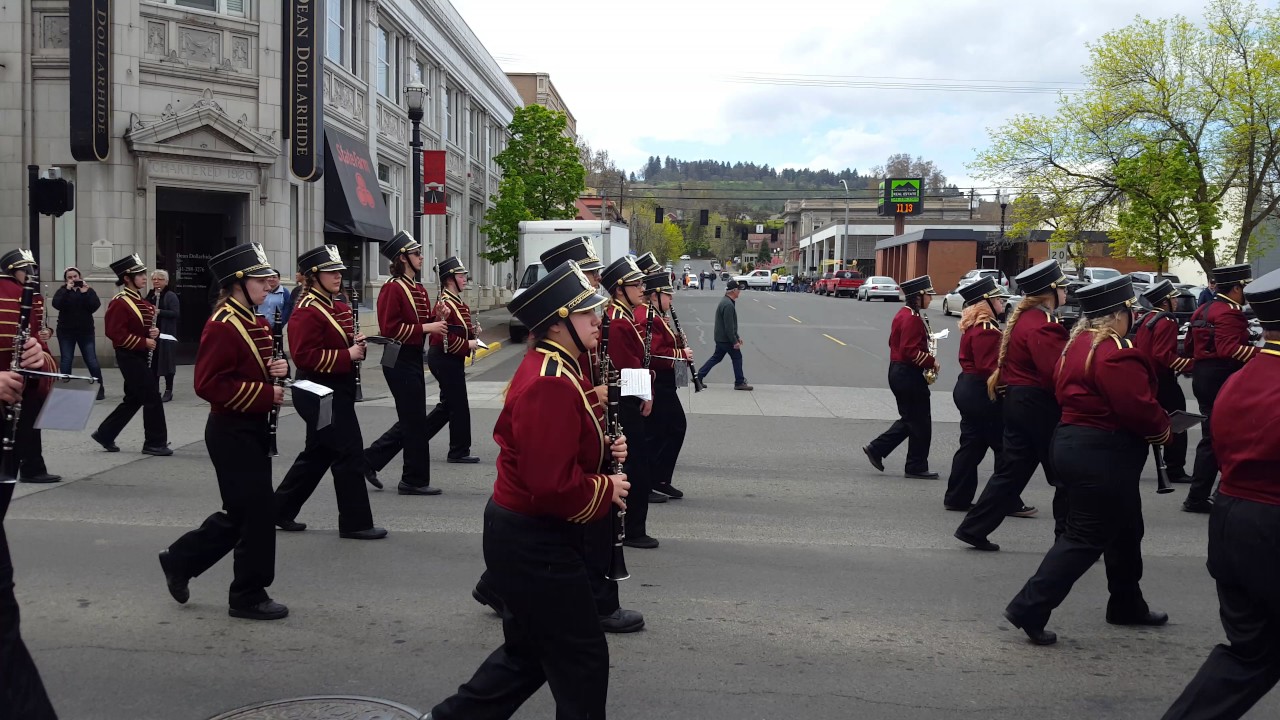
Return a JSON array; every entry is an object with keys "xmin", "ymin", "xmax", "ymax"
[
  {"xmin": 505, "ymin": 72, "xmax": 575, "ymax": 141},
  {"xmin": 3, "ymin": 0, "xmax": 520, "ymax": 363}
]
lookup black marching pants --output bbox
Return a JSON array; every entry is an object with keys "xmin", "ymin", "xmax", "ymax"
[
  {"xmin": 166, "ymin": 413, "xmax": 275, "ymax": 609},
  {"xmin": 1152, "ymin": 372, "xmax": 1189, "ymax": 479},
  {"xmin": 619, "ymin": 398, "xmax": 652, "ymax": 540},
  {"xmin": 958, "ymin": 385, "xmax": 1069, "ymax": 541},
  {"xmin": 96, "ymin": 349, "xmax": 167, "ymax": 446},
  {"xmin": 1163, "ymin": 496, "xmax": 1280, "ymax": 720},
  {"xmin": 0, "ymin": 484, "xmax": 58, "ymax": 719},
  {"xmin": 274, "ymin": 377, "xmax": 374, "ymax": 533},
  {"xmin": 17, "ymin": 383, "xmax": 50, "ymax": 478},
  {"xmin": 945, "ymin": 373, "xmax": 1003, "ymax": 508},
  {"xmin": 646, "ymin": 370, "xmax": 686, "ymax": 488},
  {"xmin": 867, "ymin": 362, "xmax": 932, "ymax": 474},
  {"xmin": 1188, "ymin": 361, "xmax": 1239, "ymax": 504},
  {"xmin": 1005, "ymin": 425, "xmax": 1150, "ymax": 631},
  {"xmin": 364, "ymin": 347, "xmax": 430, "ymax": 487},
  {"xmin": 432, "ymin": 501, "xmax": 609, "ymax": 720},
  {"xmin": 425, "ymin": 347, "xmax": 473, "ymax": 458}
]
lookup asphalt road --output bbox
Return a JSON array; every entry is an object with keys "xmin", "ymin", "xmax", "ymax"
[{"xmin": 7, "ymin": 290, "xmax": 1271, "ymax": 719}]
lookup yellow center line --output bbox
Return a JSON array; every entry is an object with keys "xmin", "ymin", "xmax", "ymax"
[
  {"xmin": 789, "ymin": 316, "xmax": 802, "ymax": 324},
  {"xmin": 823, "ymin": 334, "xmax": 847, "ymax": 346}
]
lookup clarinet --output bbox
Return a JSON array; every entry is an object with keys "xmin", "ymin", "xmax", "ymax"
[
  {"xmin": 350, "ymin": 282, "xmax": 363, "ymax": 401},
  {"xmin": 600, "ymin": 309, "xmax": 630, "ymax": 582},
  {"xmin": 1153, "ymin": 445, "xmax": 1174, "ymax": 494},
  {"xmin": 267, "ymin": 307, "xmax": 285, "ymax": 457},
  {"xmin": 146, "ymin": 293, "xmax": 159, "ymax": 368},
  {"xmin": 667, "ymin": 305, "xmax": 705, "ymax": 393},
  {"xmin": 1, "ymin": 280, "xmax": 36, "ymax": 482},
  {"xmin": 642, "ymin": 302, "xmax": 655, "ymax": 370}
]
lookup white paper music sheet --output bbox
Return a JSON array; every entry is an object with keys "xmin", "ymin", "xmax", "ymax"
[
  {"xmin": 291, "ymin": 380, "xmax": 335, "ymax": 429},
  {"xmin": 620, "ymin": 368, "xmax": 652, "ymax": 401},
  {"xmin": 930, "ymin": 328, "xmax": 951, "ymax": 340},
  {"xmin": 158, "ymin": 333, "xmax": 177, "ymax": 342}
]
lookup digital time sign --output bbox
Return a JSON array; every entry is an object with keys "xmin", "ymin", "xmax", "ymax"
[{"xmin": 877, "ymin": 178, "xmax": 924, "ymax": 217}]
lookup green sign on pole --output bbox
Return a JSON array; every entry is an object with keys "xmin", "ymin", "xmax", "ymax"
[{"xmin": 878, "ymin": 177, "xmax": 924, "ymax": 217}]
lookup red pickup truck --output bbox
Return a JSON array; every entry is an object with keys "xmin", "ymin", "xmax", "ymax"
[{"xmin": 816, "ymin": 270, "xmax": 865, "ymax": 298}]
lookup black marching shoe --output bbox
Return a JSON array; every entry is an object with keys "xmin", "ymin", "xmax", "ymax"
[
  {"xmin": 339, "ymin": 526, "xmax": 388, "ymax": 540},
  {"xmin": 158, "ymin": 550, "xmax": 189, "ymax": 604},
  {"xmin": 904, "ymin": 470, "xmax": 940, "ymax": 479},
  {"xmin": 91, "ymin": 430, "xmax": 119, "ymax": 452},
  {"xmin": 647, "ymin": 490, "xmax": 668, "ymax": 504},
  {"xmin": 19, "ymin": 472, "xmax": 61, "ymax": 483},
  {"xmin": 1106, "ymin": 609, "xmax": 1168, "ymax": 626},
  {"xmin": 398, "ymin": 482, "xmax": 442, "ymax": 496},
  {"xmin": 142, "ymin": 445, "xmax": 173, "ymax": 456},
  {"xmin": 954, "ymin": 529, "xmax": 1000, "ymax": 552},
  {"xmin": 653, "ymin": 483, "xmax": 684, "ymax": 499},
  {"xmin": 623, "ymin": 535, "xmax": 660, "ymax": 549},
  {"xmin": 364, "ymin": 468, "xmax": 383, "ymax": 490},
  {"xmin": 862, "ymin": 446, "xmax": 884, "ymax": 472},
  {"xmin": 599, "ymin": 608, "xmax": 645, "ymax": 633},
  {"xmin": 472, "ymin": 579, "xmax": 506, "ymax": 615},
  {"xmin": 447, "ymin": 455, "xmax": 480, "ymax": 464},
  {"xmin": 1004, "ymin": 610, "xmax": 1057, "ymax": 646},
  {"xmin": 229, "ymin": 600, "xmax": 289, "ymax": 621},
  {"xmin": 162, "ymin": 388, "xmax": 173, "ymax": 403},
  {"xmin": 1167, "ymin": 473, "xmax": 1192, "ymax": 484},
  {"xmin": 95, "ymin": 384, "xmax": 105, "ymax": 401},
  {"xmin": 275, "ymin": 519, "xmax": 306, "ymax": 532},
  {"xmin": 1182, "ymin": 499, "xmax": 1213, "ymax": 514}
]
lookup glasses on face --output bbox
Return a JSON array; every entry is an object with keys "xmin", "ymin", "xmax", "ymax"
[{"xmin": 408, "ymin": 251, "xmax": 423, "ymax": 258}]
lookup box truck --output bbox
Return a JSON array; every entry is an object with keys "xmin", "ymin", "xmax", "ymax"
[{"xmin": 508, "ymin": 220, "xmax": 631, "ymax": 342}]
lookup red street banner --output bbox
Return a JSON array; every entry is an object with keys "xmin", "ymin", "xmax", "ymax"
[{"xmin": 423, "ymin": 150, "xmax": 446, "ymax": 215}]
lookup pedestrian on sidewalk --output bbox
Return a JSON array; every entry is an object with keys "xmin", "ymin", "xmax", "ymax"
[
  {"xmin": 52, "ymin": 265, "xmax": 105, "ymax": 400},
  {"xmin": 424, "ymin": 256, "xmax": 479, "ymax": 464},
  {"xmin": 697, "ymin": 280, "xmax": 752, "ymax": 390},
  {"xmin": 146, "ymin": 269, "xmax": 180, "ymax": 402},
  {"xmin": 158, "ymin": 242, "xmax": 291, "ymax": 621}
]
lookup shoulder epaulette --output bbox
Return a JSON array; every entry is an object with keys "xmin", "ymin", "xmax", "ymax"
[
  {"xmin": 1042, "ymin": 309, "xmax": 1060, "ymax": 323},
  {"xmin": 1111, "ymin": 337, "xmax": 1133, "ymax": 350},
  {"xmin": 539, "ymin": 353, "xmax": 563, "ymax": 378},
  {"xmin": 298, "ymin": 296, "xmax": 315, "ymax": 309},
  {"xmin": 980, "ymin": 320, "xmax": 999, "ymax": 331},
  {"xmin": 212, "ymin": 307, "xmax": 235, "ymax": 323}
]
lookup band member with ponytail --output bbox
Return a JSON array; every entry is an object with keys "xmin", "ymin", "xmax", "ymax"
[
  {"xmin": 1183, "ymin": 263, "xmax": 1257, "ymax": 514},
  {"xmin": 638, "ymin": 271, "xmax": 689, "ymax": 501},
  {"xmin": 92, "ymin": 253, "xmax": 170, "ymax": 456},
  {"xmin": 863, "ymin": 275, "xmax": 940, "ymax": 478},
  {"xmin": 1134, "ymin": 280, "xmax": 1193, "ymax": 484},
  {"xmin": 944, "ymin": 277, "xmax": 1032, "ymax": 513},
  {"xmin": 158, "ymin": 243, "xmax": 291, "ymax": 621},
  {"xmin": 424, "ymin": 260, "xmax": 629, "ymax": 720},
  {"xmin": 424, "ymin": 257, "xmax": 479, "ymax": 464},
  {"xmin": 273, "ymin": 245, "xmax": 386, "ymax": 540},
  {"xmin": 1004, "ymin": 275, "xmax": 1171, "ymax": 645},
  {"xmin": 1162, "ymin": 269, "xmax": 1280, "ymax": 720},
  {"xmin": 955, "ymin": 260, "xmax": 1070, "ymax": 551},
  {"xmin": 364, "ymin": 232, "xmax": 447, "ymax": 495}
]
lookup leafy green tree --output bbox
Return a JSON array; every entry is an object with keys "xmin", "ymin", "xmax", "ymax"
[
  {"xmin": 1112, "ymin": 141, "xmax": 1220, "ymax": 273},
  {"xmin": 756, "ymin": 240, "xmax": 772, "ymax": 265},
  {"xmin": 480, "ymin": 105, "xmax": 585, "ymax": 264},
  {"xmin": 659, "ymin": 222, "xmax": 685, "ymax": 266}
]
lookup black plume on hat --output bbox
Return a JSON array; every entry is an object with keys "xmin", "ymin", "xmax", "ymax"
[
  {"xmin": 379, "ymin": 230, "xmax": 421, "ymax": 261},
  {"xmin": 540, "ymin": 237, "xmax": 603, "ymax": 272},
  {"xmin": 1076, "ymin": 275, "xmax": 1136, "ymax": 318},
  {"xmin": 507, "ymin": 260, "xmax": 607, "ymax": 332},
  {"xmin": 1015, "ymin": 260, "xmax": 1068, "ymax": 296},
  {"xmin": 1245, "ymin": 268, "xmax": 1280, "ymax": 329}
]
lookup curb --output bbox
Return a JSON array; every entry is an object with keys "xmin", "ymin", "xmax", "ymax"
[{"xmin": 465, "ymin": 341, "xmax": 502, "ymax": 367}]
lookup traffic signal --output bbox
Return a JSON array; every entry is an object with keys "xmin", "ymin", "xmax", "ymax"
[
  {"xmin": 34, "ymin": 177, "xmax": 75, "ymax": 217},
  {"xmin": 740, "ymin": 228, "xmax": 748, "ymax": 241},
  {"xmin": 699, "ymin": 209, "xmax": 709, "ymax": 226},
  {"xmin": 655, "ymin": 207, "xmax": 664, "ymax": 224},
  {"xmin": 714, "ymin": 226, "xmax": 721, "ymax": 239},
  {"xmin": 769, "ymin": 230, "xmax": 778, "ymax": 243}
]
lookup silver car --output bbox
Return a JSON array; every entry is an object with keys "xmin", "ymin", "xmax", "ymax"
[{"xmin": 857, "ymin": 276, "xmax": 901, "ymax": 301}]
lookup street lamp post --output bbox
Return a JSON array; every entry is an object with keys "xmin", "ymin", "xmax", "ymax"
[
  {"xmin": 838, "ymin": 179, "xmax": 850, "ymax": 272},
  {"xmin": 404, "ymin": 81, "xmax": 427, "ymax": 250}
]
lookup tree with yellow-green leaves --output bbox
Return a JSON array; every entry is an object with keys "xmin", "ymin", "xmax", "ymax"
[
  {"xmin": 659, "ymin": 223, "xmax": 685, "ymax": 266},
  {"xmin": 970, "ymin": 0, "xmax": 1280, "ymax": 275}
]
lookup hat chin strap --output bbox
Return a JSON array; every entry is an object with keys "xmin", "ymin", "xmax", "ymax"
[{"xmin": 565, "ymin": 316, "xmax": 589, "ymax": 355}]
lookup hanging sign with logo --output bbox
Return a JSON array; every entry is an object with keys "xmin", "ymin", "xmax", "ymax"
[
  {"xmin": 285, "ymin": 0, "xmax": 324, "ymax": 180},
  {"xmin": 69, "ymin": 0, "xmax": 112, "ymax": 162},
  {"xmin": 423, "ymin": 150, "xmax": 447, "ymax": 215}
]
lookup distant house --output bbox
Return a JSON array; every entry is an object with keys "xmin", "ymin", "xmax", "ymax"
[{"xmin": 575, "ymin": 195, "xmax": 620, "ymax": 222}]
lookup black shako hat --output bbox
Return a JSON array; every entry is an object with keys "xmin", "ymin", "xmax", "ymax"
[
  {"xmin": 109, "ymin": 253, "xmax": 147, "ymax": 279},
  {"xmin": 643, "ymin": 271, "xmax": 674, "ymax": 295},
  {"xmin": 437, "ymin": 256, "xmax": 467, "ymax": 278},
  {"xmin": 379, "ymin": 230, "xmax": 421, "ymax": 261},
  {"xmin": 959, "ymin": 276, "xmax": 1006, "ymax": 307},
  {"xmin": 1211, "ymin": 263, "xmax": 1252, "ymax": 287},
  {"xmin": 1015, "ymin": 260, "xmax": 1068, "ymax": 296},
  {"xmin": 298, "ymin": 245, "xmax": 347, "ymax": 274},
  {"xmin": 601, "ymin": 256, "xmax": 644, "ymax": 290},
  {"xmin": 508, "ymin": 260, "xmax": 607, "ymax": 332},
  {"xmin": 208, "ymin": 242, "xmax": 275, "ymax": 287},
  {"xmin": 1244, "ymin": 268, "xmax": 1280, "ymax": 329},
  {"xmin": 541, "ymin": 236, "xmax": 603, "ymax": 273},
  {"xmin": 900, "ymin": 275, "xmax": 935, "ymax": 297},
  {"xmin": 0, "ymin": 248, "xmax": 37, "ymax": 276},
  {"xmin": 634, "ymin": 252, "xmax": 661, "ymax": 276},
  {"xmin": 1076, "ymin": 275, "xmax": 1137, "ymax": 318},
  {"xmin": 1142, "ymin": 279, "xmax": 1179, "ymax": 307}
]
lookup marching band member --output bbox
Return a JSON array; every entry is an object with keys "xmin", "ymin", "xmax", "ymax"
[
  {"xmin": 273, "ymin": 245, "xmax": 386, "ymax": 540},
  {"xmin": 92, "ymin": 253, "xmax": 170, "ymax": 456},
  {"xmin": 0, "ymin": 250, "xmax": 59, "ymax": 483},
  {"xmin": 158, "ymin": 243, "xmax": 290, "ymax": 621},
  {"xmin": 1183, "ymin": 264, "xmax": 1257, "ymax": 514},
  {"xmin": 1134, "ymin": 280, "xmax": 1193, "ymax": 484},
  {"xmin": 1162, "ymin": 269, "xmax": 1280, "ymax": 720},
  {"xmin": 424, "ymin": 260, "xmax": 629, "ymax": 720},
  {"xmin": 363, "ymin": 231, "xmax": 446, "ymax": 495},
  {"xmin": 1004, "ymin": 275, "xmax": 1170, "ymax": 645},
  {"xmin": 863, "ymin": 275, "xmax": 940, "ymax": 478},
  {"xmin": 955, "ymin": 260, "xmax": 1070, "ymax": 551},
  {"xmin": 424, "ymin": 257, "xmax": 479, "ymax": 464},
  {"xmin": 542, "ymin": 238, "xmax": 606, "ymax": 390},
  {"xmin": 638, "ymin": 271, "xmax": 689, "ymax": 501}
]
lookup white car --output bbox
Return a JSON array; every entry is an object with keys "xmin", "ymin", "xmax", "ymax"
[
  {"xmin": 679, "ymin": 254, "xmax": 691, "ymax": 260},
  {"xmin": 857, "ymin": 276, "xmax": 901, "ymax": 301},
  {"xmin": 732, "ymin": 269, "xmax": 772, "ymax": 289}
]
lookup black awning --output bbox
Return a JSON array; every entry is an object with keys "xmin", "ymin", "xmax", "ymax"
[{"xmin": 323, "ymin": 127, "xmax": 394, "ymax": 242}]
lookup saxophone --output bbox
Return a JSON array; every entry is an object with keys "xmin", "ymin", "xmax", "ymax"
[{"xmin": 922, "ymin": 311, "xmax": 939, "ymax": 385}]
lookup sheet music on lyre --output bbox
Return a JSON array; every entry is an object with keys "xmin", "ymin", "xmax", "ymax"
[{"xmin": 620, "ymin": 368, "xmax": 652, "ymax": 402}]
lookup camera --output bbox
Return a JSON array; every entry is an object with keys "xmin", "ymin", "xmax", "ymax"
[{"xmin": 74, "ymin": 280, "xmax": 84, "ymax": 288}]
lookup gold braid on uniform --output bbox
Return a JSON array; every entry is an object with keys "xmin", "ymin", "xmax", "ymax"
[{"xmin": 987, "ymin": 292, "xmax": 1056, "ymax": 401}]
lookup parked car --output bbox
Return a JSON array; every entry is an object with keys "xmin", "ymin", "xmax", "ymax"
[
  {"xmin": 720, "ymin": 271, "xmax": 731, "ymax": 281},
  {"xmin": 941, "ymin": 282, "xmax": 1016, "ymax": 316},
  {"xmin": 957, "ymin": 268, "xmax": 1011, "ymax": 289},
  {"xmin": 1130, "ymin": 271, "xmax": 1184, "ymax": 294},
  {"xmin": 680, "ymin": 254, "xmax": 691, "ymax": 260},
  {"xmin": 1063, "ymin": 266, "xmax": 1123, "ymax": 284},
  {"xmin": 816, "ymin": 270, "xmax": 865, "ymax": 297},
  {"xmin": 857, "ymin": 276, "xmax": 901, "ymax": 301},
  {"xmin": 732, "ymin": 268, "xmax": 772, "ymax": 289}
]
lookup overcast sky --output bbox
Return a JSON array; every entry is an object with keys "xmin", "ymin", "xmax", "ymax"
[{"xmin": 448, "ymin": 0, "xmax": 1210, "ymax": 192}]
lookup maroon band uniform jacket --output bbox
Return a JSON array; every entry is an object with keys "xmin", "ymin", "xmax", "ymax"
[
  {"xmin": 605, "ymin": 300, "xmax": 645, "ymax": 371},
  {"xmin": 888, "ymin": 306, "xmax": 937, "ymax": 371},
  {"xmin": 0, "ymin": 277, "xmax": 56, "ymax": 394},
  {"xmin": 958, "ymin": 320, "xmax": 1001, "ymax": 378},
  {"xmin": 1187, "ymin": 294, "xmax": 1257, "ymax": 365},
  {"xmin": 431, "ymin": 288, "xmax": 473, "ymax": 357},
  {"xmin": 377, "ymin": 276, "xmax": 432, "ymax": 349},
  {"xmin": 491, "ymin": 340, "xmax": 614, "ymax": 523},
  {"xmin": 997, "ymin": 309, "xmax": 1068, "ymax": 390},
  {"xmin": 290, "ymin": 288, "xmax": 355, "ymax": 378},
  {"xmin": 105, "ymin": 286, "xmax": 156, "ymax": 352},
  {"xmin": 1055, "ymin": 333, "xmax": 1171, "ymax": 444},
  {"xmin": 1213, "ymin": 341, "xmax": 1280, "ymax": 505},
  {"xmin": 194, "ymin": 297, "xmax": 275, "ymax": 416},
  {"xmin": 1134, "ymin": 311, "xmax": 1193, "ymax": 377},
  {"xmin": 635, "ymin": 303, "xmax": 676, "ymax": 371}
]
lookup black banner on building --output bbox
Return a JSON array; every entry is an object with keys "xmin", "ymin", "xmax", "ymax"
[
  {"xmin": 286, "ymin": 0, "xmax": 324, "ymax": 181},
  {"xmin": 69, "ymin": 0, "xmax": 112, "ymax": 162}
]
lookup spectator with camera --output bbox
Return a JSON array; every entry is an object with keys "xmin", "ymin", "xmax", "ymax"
[{"xmin": 52, "ymin": 266, "xmax": 105, "ymax": 400}]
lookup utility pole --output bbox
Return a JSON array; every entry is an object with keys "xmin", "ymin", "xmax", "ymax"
[{"xmin": 839, "ymin": 179, "xmax": 850, "ymax": 272}]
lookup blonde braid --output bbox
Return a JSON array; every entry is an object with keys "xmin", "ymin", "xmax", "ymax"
[
  {"xmin": 986, "ymin": 292, "xmax": 1055, "ymax": 400},
  {"xmin": 1061, "ymin": 310, "xmax": 1127, "ymax": 374}
]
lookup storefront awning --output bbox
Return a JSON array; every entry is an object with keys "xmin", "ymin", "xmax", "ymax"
[{"xmin": 323, "ymin": 127, "xmax": 394, "ymax": 242}]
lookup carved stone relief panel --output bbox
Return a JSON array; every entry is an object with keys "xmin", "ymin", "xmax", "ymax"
[
  {"xmin": 41, "ymin": 15, "xmax": 69, "ymax": 49},
  {"xmin": 179, "ymin": 27, "xmax": 221, "ymax": 65},
  {"xmin": 232, "ymin": 36, "xmax": 250, "ymax": 69},
  {"xmin": 323, "ymin": 70, "xmax": 366, "ymax": 124},
  {"xmin": 376, "ymin": 102, "xmax": 407, "ymax": 144},
  {"xmin": 147, "ymin": 22, "xmax": 167, "ymax": 56}
]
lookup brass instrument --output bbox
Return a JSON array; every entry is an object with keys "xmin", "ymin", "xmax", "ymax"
[
  {"xmin": 922, "ymin": 311, "xmax": 939, "ymax": 385},
  {"xmin": 1, "ymin": 280, "xmax": 36, "ymax": 482},
  {"xmin": 267, "ymin": 307, "xmax": 286, "ymax": 457},
  {"xmin": 599, "ymin": 309, "xmax": 629, "ymax": 582}
]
